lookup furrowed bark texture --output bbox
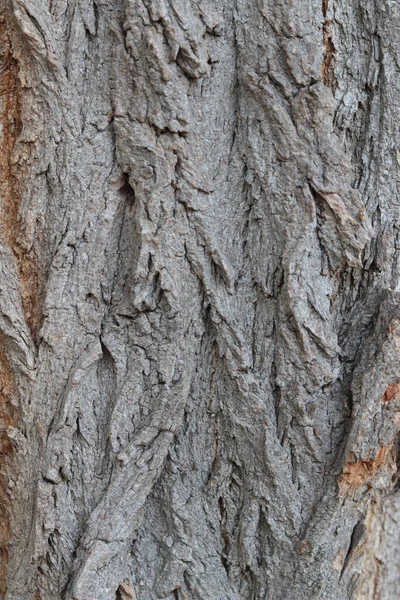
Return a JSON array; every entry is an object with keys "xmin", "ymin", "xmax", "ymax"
[{"xmin": 0, "ymin": 0, "xmax": 400, "ymax": 598}]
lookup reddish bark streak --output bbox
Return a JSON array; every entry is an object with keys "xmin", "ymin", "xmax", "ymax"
[
  {"xmin": 0, "ymin": 17, "xmax": 28, "ymax": 596},
  {"xmin": 0, "ymin": 17, "xmax": 42, "ymax": 340},
  {"xmin": 338, "ymin": 445, "xmax": 394, "ymax": 497}
]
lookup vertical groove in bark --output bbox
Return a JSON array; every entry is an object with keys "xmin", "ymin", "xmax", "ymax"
[
  {"xmin": 321, "ymin": 0, "xmax": 336, "ymax": 89},
  {"xmin": 322, "ymin": 22, "xmax": 336, "ymax": 90}
]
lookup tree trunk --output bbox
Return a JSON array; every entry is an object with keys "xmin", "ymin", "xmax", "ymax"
[{"xmin": 1, "ymin": 0, "xmax": 400, "ymax": 598}]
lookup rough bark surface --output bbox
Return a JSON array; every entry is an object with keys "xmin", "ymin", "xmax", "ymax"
[{"xmin": 0, "ymin": 0, "xmax": 400, "ymax": 599}]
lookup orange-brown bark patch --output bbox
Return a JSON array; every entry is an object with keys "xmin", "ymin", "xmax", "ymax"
[
  {"xmin": 338, "ymin": 445, "xmax": 394, "ymax": 497},
  {"xmin": 322, "ymin": 20, "xmax": 336, "ymax": 89},
  {"xmin": 116, "ymin": 582, "xmax": 137, "ymax": 600},
  {"xmin": 0, "ymin": 17, "xmax": 42, "ymax": 340},
  {"xmin": 381, "ymin": 383, "xmax": 400, "ymax": 403}
]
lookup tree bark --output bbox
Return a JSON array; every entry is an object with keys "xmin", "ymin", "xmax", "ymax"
[{"xmin": 1, "ymin": 0, "xmax": 400, "ymax": 598}]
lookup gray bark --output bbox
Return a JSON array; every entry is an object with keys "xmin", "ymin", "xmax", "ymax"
[{"xmin": 0, "ymin": 0, "xmax": 400, "ymax": 598}]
